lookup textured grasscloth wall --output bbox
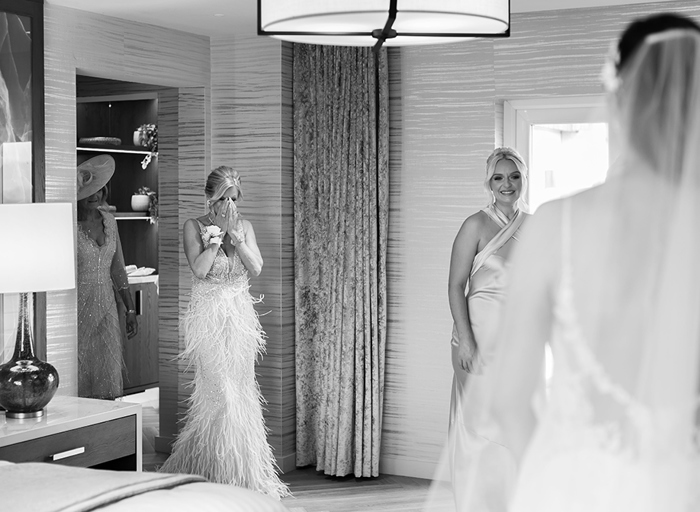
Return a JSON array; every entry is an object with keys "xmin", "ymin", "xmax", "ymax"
[
  {"xmin": 382, "ymin": 0, "xmax": 700, "ymax": 479},
  {"xmin": 43, "ymin": 4, "xmax": 210, "ymax": 417},
  {"xmin": 383, "ymin": 40, "xmax": 497, "ymax": 478},
  {"xmin": 157, "ymin": 87, "xmax": 210, "ymax": 449},
  {"xmin": 210, "ymin": 35, "xmax": 295, "ymax": 471}
]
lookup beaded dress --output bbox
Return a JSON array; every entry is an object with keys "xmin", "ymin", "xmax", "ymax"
[
  {"xmin": 77, "ymin": 209, "xmax": 128, "ymax": 400},
  {"xmin": 159, "ymin": 220, "xmax": 290, "ymax": 500}
]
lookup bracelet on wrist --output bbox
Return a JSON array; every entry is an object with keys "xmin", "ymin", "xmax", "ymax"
[{"xmin": 126, "ymin": 309, "xmax": 136, "ymax": 315}]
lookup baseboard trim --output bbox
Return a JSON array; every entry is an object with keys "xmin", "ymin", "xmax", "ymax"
[{"xmin": 379, "ymin": 456, "xmax": 437, "ymax": 480}]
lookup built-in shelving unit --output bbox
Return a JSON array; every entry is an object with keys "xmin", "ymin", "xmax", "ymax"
[
  {"xmin": 77, "ymin": 77, "xmax": 159, "ymax": 395},
  {"xmin": 76, "ymin": 92, "xmax": 159, "ymax": 266}
]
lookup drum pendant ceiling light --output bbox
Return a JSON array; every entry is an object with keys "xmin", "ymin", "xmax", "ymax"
[{"xmin": 258, "ymin": 0, "xmax": 510, "ymax": 50}]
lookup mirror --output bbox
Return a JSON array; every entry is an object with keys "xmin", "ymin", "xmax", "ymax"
[{"xmin": 0, "ymin": 0, "xmax": 46, "ymax": 362}]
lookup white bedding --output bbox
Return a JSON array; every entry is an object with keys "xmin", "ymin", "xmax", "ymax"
[
  {"xmin": 0, "ymin": 462, "xmax": 290, "ymax": 512},
  {"xmin": 100, "ymin": 481, "xmax": 291, "ymax": 512}
]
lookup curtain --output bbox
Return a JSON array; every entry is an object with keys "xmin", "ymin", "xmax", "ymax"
[{"xmin": 293, "ymin": 44, "xmax": 389, "ymax": 478}]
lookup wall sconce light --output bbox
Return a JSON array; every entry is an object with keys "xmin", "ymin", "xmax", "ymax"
[{"xmin": 258, "ymin": 0, "xmax": 510, "ymax": 50}]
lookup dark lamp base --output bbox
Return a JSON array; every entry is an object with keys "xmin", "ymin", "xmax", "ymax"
[{"xmin": 0, "ymin": 292, "xmax": 60, "ymax": 417}]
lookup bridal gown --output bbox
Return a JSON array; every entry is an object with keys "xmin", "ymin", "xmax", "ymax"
[
  {"xmin": 448, "ymin": 205, "xmax": 522, "ymax": 512},
  {"xmin": 160, "ymin": 220, "xmax": 289, "ymax": 500},
  {"xmin": 509, "ymin": 202, "xmax": 698, "ymax": 512}
]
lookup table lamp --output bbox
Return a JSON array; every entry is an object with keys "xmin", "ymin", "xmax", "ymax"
[{"xmin": 0, "ymin": 203, "xmax": 75, "ymax": 418}]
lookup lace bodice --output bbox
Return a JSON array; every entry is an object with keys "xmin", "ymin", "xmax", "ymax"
[
  {"xmin": 193, "ymin": 220, "xmax": 248, "ymax": 288},
  {"xmin": 543, "ymin": 201, "xmax": 699, "ymax": 464}
]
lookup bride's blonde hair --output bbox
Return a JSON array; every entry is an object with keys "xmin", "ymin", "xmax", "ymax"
[{"xmin": 205, "ymin": 166, "xmax": 243, "ymax": 203}]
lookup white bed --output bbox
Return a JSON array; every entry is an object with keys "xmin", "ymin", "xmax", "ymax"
[{"xmin": 1, "ymin": 461, "xmax": 290, "ymax": 512}]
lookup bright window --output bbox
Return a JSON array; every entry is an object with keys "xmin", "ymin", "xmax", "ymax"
[{"xmin": 504, "ymin": 96, "xmax": 613, "ymax": 213}]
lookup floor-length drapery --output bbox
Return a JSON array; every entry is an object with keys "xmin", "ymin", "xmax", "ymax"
[{"xmin": 293, "ymin": 44, "xmax": 389, "ymax": 478}]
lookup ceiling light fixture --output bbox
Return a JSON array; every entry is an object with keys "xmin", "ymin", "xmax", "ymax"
[{"xmin": 258, "ymin": 0, "xmax": 510, "ymax": 51}]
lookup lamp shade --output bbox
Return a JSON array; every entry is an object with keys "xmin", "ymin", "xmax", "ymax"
[
  {"xmin": 0, "ymin": 203, "xmax": 76, "ymax": 294},
  {"xmin": 258, "ymin": 0, "xmax": 510, "ymax": 47}
]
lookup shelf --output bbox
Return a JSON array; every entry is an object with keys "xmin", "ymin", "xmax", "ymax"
[
  {"xmin": 77, "ymin": 92, "xmax": 158, "ymax": 103},
  {"xmin": 114, "ymin": 212, "xmax": 152, "ymax": 221},
  {"xmin": 78, "ymin": 145, "xmax": 156, "ymax": 156}
]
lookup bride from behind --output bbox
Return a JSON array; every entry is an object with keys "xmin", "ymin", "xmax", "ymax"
[{"xmin": 491, "ymin": 13, "xmax": 700, "ymax": 511}]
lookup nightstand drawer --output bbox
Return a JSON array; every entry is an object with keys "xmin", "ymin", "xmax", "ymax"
[{"xmin": 0, "ymin": 415, "xmax": 136, "ymax": 468}]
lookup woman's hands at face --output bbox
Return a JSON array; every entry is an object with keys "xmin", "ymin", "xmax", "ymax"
[
  {"xmin": 212, "ymin": 199, "xmax": 230, "ymax": 233},
  {"xmin": 226, "ymin": 198, "xmax": 240, "ymax": 227},
  {"xmin": 225, "ymin": 199, "xmax": 243, "ymax": 236}
]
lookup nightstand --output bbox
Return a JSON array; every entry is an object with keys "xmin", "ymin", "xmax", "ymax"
[{"xmin": 0, "ymin": 395, "xmax": 142, "ymax": 471}]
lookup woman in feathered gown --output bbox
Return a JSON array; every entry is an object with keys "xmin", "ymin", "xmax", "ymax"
[
  {"xmin": 77, "ymin": 155, "xmax": 138, "ymax": 400},
  {"xmin": 488, "ymin": 13, "xmax": 700, "ymax": 512},
  {"xmin": 445, "ymin": 147, "xmax": 527, "ymax": 511},
  {"xmin": 160, "ymin": 166, "xmax": 290, "ymax": 500}
]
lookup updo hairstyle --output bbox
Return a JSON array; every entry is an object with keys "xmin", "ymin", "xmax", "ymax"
[
  {"xmin": 616, "ymin": 13, "xmax": 700, "ymax": 73},
  {"xmin": 205, "ymin": 166, "xmax": 243, "ymax": 203},
  {"xmin": 613, "ymin": 14, "xmax": 700, "ymax": 174}
]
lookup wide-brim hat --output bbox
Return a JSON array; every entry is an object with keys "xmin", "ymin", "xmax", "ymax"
[{"xmin": 77, "ymin": 154, "xmax": 115, "ymax": 200}]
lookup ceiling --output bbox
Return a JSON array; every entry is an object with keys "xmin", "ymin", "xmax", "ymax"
[{"xmin": 45, "ymin": 0, "xmax": 676, "ymax": 39}]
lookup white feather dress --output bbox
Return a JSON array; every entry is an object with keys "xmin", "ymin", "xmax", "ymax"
[{"xmin": 160, "ymin": 221, "xmax": 290, "ymax": 500}]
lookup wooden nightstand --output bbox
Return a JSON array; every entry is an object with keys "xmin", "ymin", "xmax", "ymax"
[{"xmin": 0, "ymin": 395, "xmax": 142, "ymax": 471}]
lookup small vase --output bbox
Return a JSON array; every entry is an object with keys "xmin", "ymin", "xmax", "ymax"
[
  {"xmin": 0, "ymin": 293, "xmax": 59, "ymax": 418},
  {"xmin": 131, "ymin": 195, "xmax": 151, "ymax": 212},
  {"xmin": 133, "ymin": 130, "xmax": 142, "ymax": 147}
]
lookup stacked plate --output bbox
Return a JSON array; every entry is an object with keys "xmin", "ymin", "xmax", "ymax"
[{"xmin": 79, "ymin": 137, "xmax": 122, "ymax": 145}]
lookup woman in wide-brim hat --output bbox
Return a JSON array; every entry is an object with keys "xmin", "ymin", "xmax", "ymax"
[{"xmin": 76, "ymin": 154, "xmax": 138, "ymax": 400}]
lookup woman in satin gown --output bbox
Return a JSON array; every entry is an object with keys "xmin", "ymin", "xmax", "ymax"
[
  {"xmin": 159, "ymin": 166, "xmax": 290, "ymax": 500},
  {"xmin": 77, "ymin": 155, "xmax": 138, "ymax": 400},
  {"xmin": 446, "ymin": 147, "xmax": 528, "ymax": 511},
  {"xmin": 489, "ymin": 13, "xmax": 700, "ymax": 512}
]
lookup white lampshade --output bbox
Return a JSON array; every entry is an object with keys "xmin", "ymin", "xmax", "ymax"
[
  {"xmin": 258, "ymin": 0, "xmax": 510, "ymax": 47},
  {"xmin": 0, "ymin": 203, "xmax": 76, "ymax": 293}
]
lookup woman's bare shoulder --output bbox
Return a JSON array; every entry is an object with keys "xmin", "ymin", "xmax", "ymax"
[
  {"xmin": 463, "ymin": 208, "xmax": 489, "ymax": 226},
  {"xmin": 460, "ymin": 209, "xmax": 490, "ymax": 234},
  {"xmin": 453, "ymin": 209, "xmax": 489, "ymax": 246},
  {"xmin": 240, "ymin": 218, "xmax": 254, "ymax": 231},
  {"xmin": 184, "ymin": 217, "xmax": 207, "ymax": 233}
]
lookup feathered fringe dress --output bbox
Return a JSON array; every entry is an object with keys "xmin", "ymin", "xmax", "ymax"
[{"xmin": 159, "ymin": 220, "xmax": 290, "ymax": 500}]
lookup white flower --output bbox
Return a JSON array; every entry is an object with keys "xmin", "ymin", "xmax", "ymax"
[
  {"xmin": 600, "ymin": 58, "xmax": 621, "ymax": 93},
  {"xmin": 202, "ymin": 225, "xmax": 224, "ymax": 245},
  {"xmin": 205, "ymin": 225, "xmax": 223, "ymax": 237}
]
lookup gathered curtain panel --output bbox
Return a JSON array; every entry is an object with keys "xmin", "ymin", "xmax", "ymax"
[{"xmin": 293, "ymin": 44, "xmax": 389, "ymax": 478}]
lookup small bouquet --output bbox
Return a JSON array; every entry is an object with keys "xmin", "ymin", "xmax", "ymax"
[
  {"xmin": 202, "ymin": 225, "xmax": 224, "ymax": 246},
  {"xmin": 135, "ymin": 186, "xmax": 159, "ymax": 224}
]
